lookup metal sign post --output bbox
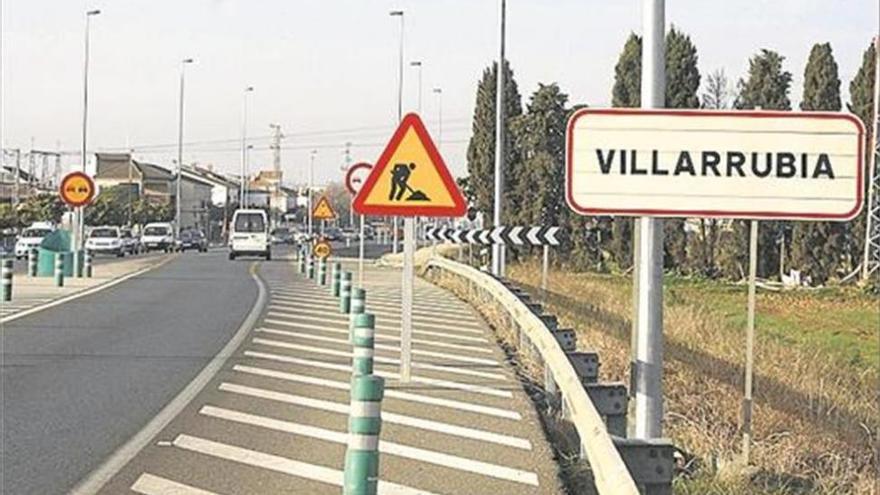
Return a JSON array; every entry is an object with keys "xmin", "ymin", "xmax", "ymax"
[
  {"xmin": 400, "ymin": 217, "xmax": 415, "ymax": 381},
  {"xmin": 742, "ymin": 220, "xmax": 759, "ymax": 463},
  {"xmin": 541, "ymin": 244, "xmax": 549, "ymax": 294},
  {"xmin": 358, "ymin": 214, "xmax": 365, "ymax": 287}
]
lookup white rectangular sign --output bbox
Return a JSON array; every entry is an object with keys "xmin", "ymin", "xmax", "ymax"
[{"xmin": 565, "ymin": 109, "xmax": 865, "ymax": 221}]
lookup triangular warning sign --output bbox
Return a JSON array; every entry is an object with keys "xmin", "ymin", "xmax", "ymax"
[
  {"xmin": 353, "ymin": 113, "xmax": 466, "ymax": 217},
  {"xmin": 312, "ymin": 196, "xmax": 337, "ymax": 220}
]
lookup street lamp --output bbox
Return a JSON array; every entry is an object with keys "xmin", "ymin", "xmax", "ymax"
[
  {"xmin": 245, "ymin": 144, "xmax": 254, "ymax": 207},
  {"xmin": 390, "ymin": 10, "xmax": 404, "ymax": 254},
  {"xmin": 240, "ymin": 85, "xmax": 254, "ymax": 208},
  {"xmin": 175, "ymin": 58, "xmax": 194, "ymax": 239},
  {"xmin": 410, "ymin": 61, "xmax": 423, "ymax": 113},
  {"xmin": 432, "ymin": 88, "xmax": 443, "ymax": 151},
  {"xmin": 76, "ymin": 8, "xmax": 101, "ymax": 277},
  {"xmin": 492, "ymin": 0, "xmax": 506, "ymax": 276},
  {"xmin": 308, "ymin": 150, "xmax": 316, "ymax": 236}
]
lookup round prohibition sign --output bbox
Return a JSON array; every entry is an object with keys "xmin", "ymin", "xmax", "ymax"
[
  {"xmin": 345, "ymin": 162, "xmax": 374, "ymax": 195},
  {"xmin": 313, "ymin": 240, "xmax": 332, "ymax": 259},
  {"xmin": 59, "ymin": 171, "xmax": 96, "ymax": 207}
]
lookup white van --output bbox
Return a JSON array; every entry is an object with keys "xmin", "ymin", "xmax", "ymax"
[
  {"xmin": 229, "ymin": 209, "xmax": 270, "ymax": 260},
  {"xmin": 142, "ymin": 222, "xmax": 175, "ymax": 252}
]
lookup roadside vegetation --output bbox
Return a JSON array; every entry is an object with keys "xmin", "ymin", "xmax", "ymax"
[{"xmin": 507, "ymin": 260, "xmax": 878, "ymax": 494}]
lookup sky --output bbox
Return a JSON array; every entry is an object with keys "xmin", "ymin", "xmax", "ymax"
[{"xmin": 1, "ymin": 0, "xmax": 877, "ymax": 186}]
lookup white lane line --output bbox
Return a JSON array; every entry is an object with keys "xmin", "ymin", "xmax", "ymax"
[
  {"xmin": 271, "ymin": 290, "xmax": 465, "ymax": 313},
  {"xmin": 262, "ymin": 318, "xmax": 491, "ymax": 353},
  {"xmin": 131, "ymin": 473, "xmax": 220, "ymax": 495},
  {"xmin": 254, "ymin": 332, "xmax": 498, "ymax": 367},
  {"xmin": 69, "ymin": 259, "xmax": 263, "ymax": 495},
  {"xmin": 268, "ymin": 300, "xmax": 486, "ymax": 332},
  {"xmin": 200, "ymin": 406, "xmax": 539, "ymax": 486},
  {"xmin": 246, "ymin": 343, "xmax": 511, "ymax": 399},
  {"xmin": 173, "ymin": 434, "xmax": 435, "ymax": 495},
  {"xmin": 245, "ymin": 347, "xmax": 506, "ymax": 382},
  {"xmin": 265, "ymin": 306, "xmax": 485, "ymax": 336},
  {"xmin": 232, "ymin": 365, "xmax": 521, "ymax": 420},
  {"xmin": 266, "ymin": 307, "xmax": 488, "ymax": 343},
  {"xmin": 219, "ymin": 383, "xmax": 531, "ymax": 450}
]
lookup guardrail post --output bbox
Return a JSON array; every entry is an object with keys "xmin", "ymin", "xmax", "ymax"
[
  {"xmin": 1, "ymin": 258, "xmax": 13, "ymax": 302},
  {"xmin": 28, "ymin": 248, "xmax": 38, "ymax": 277},
  {"xmin": 351, "ymin": 312, "xmax": 375, "ymax": 373},
  {"xmin": 318, "ymin": 257, "xmax": 328, "ymax": 286},
  {"xmin": 613, "ymin": 437, "xmax": 675, "ymax": 495},
  {"xmin": 84, "ymin": 250, "xmax": 93, "ymax": 278},
  {"xmin": 332, "ymin": 262, "xmax": 342, "ymax": 297},
  {"xmin": 54, "ymin": 253, "xmax": 64, "ymax": 287},
  {"xmin": 343, "ymin": 374, "xmax": 384, "ymax": 495},
  {"xmin": 340, "ymin": 271, "xmax": 353, "ymax": 313}
]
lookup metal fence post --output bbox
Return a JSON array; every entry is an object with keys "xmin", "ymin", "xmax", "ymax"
[
  {"xmin": 1, "ymin": 258, "xmax": 12, "ymax": 301},
  {"xmin": 54, "ymin": 253, "xmax": 64, "ymax": 287},
  {"xmin": 340, "ymin": 271, "xmax": 353, "ymax": 313},
  {"xmin": 343, "ymin": 374, "xmax": 385, "ymax": 495}
]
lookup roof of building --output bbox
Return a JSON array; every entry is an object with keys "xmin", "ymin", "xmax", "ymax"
[{"xmin": 94, "ymin": 153, "xmax": 174, "ymax": 181}]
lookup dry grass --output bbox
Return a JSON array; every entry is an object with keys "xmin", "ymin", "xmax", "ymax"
[{"xmin": 507, "ymin": 260, "xmax": 879, "ymax": 495}]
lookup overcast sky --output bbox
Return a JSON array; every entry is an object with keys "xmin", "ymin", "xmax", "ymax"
[{"xmin": 1, "ymin": 0, "xmax": 877, "ymax": 185}]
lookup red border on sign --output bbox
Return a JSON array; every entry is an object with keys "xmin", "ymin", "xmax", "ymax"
[
  {"xmin": 352, "ymin": 113, "xmax": 467, "ymax": 217},
  {"xmin": 59, "ymin": 171, "xmax": 96, "ymax": 207},
  {"xmin": 564, "ymin": 108, "xmax": 866, "ymax": 221},
  {"xmin": 312, "ymin": 195, "xmax": 338, "ymax": 220},
  {"xmin": 345, "ymin": 162, "xmax": 373, "ymax": 195}
]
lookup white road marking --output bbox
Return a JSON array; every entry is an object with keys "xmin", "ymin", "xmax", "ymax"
[
  {"xmin": 245, "ymin": 348, "xmax": 506, "ymax": 382},
  {"xmin": 173, "ymin": 434, "xmax": 436, "ymax": 495},
  {"xmin": 254, "ymin": 333, "xmax": 498, "ymax": 366},
  {"xmin": 131, "ymin": 473, "xmax": 220, "ymax": 495},
  {"xmin": 232, "ymin": 365, "xmax": 521, "ymax": 420},
  {"xmin": 271, "ymin": 290, "xmax": 465, "ymax": 313},
  {"xmin": 262, "ymin": 317, "xmax": 490, "ymax": 353},
  {"xmin": 200, "ymin": 406, "xmax": 539, "ymax": 486},
  {"xmin": 219, "ymin": 382, "xmax": 531, "ymax": 450},
  {"xmin": 246, "ymin": 341, "xmax": 511, "ymax": 398}
]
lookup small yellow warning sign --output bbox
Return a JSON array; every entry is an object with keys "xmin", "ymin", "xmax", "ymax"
[
  {"xmin": 312, "ymin": 196, "xmax": 337, "ymax": 220},
  {"xmin": 352, "ymin": 113, "xmax": 466, "ymax": 217}
]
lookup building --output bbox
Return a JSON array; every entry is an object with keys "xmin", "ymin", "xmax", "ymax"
[
  {"xmin": 94, "ymin": 153, "xmax": 174, "ymax": 204},
  {"xmin": 249, "ymin": 170, "xmax": 298, "ymax": 226},
  {"xmin": 182, "ymin": 165, "xmax": 240, "ymax": 240}
]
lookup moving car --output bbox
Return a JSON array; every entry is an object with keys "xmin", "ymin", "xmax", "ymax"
[
  {"xmin": 141, "ymin": 222, "xmax": 175, "ymax": 252},
  {"xmin": 86, "ymin": 226, "xmax": 126, "ymax": 257},
  {"xmin": 229, "ymin": 209, "xmax": 270, "ymax": 260},
  {"xmin": 14, "ymin": 223, "xmax": 54, "ymax": 259},
  {"xmin": 179, "ymin": 229, "xmax": 208, "ymax": 252}
]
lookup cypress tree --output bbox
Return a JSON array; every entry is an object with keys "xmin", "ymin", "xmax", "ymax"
[
  {"xmin": 790, "ymin": 43, "xmax": 844, "ymax": 284},
  {"xmin": 847, "ymin": 42, "xmax": 876, "ymax": 272},
  {"xmin": 465, "ymin": 61, "xmax": 523, "ymax": 226}
]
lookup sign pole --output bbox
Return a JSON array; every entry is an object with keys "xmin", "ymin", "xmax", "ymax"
[
  {"xmin": 541, "ymin": 244, "xmax": 549, "ymax": 295},
  {"xmin": 742, "ymin": 219, "xmax": 759, "ymax": 464},
  {"xmin": 400, "ymin": 217, "xmax": 415, "ymax": 382},
  {"xmin": 634, "ymin": 0, "xmax": 666, "ymax": 440},
  {"xmin": 358, "ymin": 214, "xmax": 365, "ymax": 288}
]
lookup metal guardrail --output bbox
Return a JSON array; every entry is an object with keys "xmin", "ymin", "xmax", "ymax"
[{"xmin": 424, "ymin": 255, "xmax": 641, "ymax": 494}]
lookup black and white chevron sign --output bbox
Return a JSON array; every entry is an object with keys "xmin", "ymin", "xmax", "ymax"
[{"xmin": 425, "ymin": 226, "xmax": 561, "ymax": 246}]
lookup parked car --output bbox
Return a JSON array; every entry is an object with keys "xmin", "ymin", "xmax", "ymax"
[
  {"xmin": 324, "ymin": 227, "xmax": 343, "ymax": 242},
  {"xmin": 14, "ymin": 224, "xmax": 54, "ymax": 259},
  {"xmin": 179, "ymin": 229, "xmax": 208, "ymax": 252},
  {"xmin": 120, "ymin": 228, "xmax": 142, "ymax": 255},
  {"xmin": 229, "ymin": 209, "xmax": 270, "ymax": 260},
  {"xmin": 86, "ymin": 226, "xmax": 126, "ymax": 257},
  {"xmin": 271, "ymin": 227, "xmax": 293, "ymax": 245},
  {"xmin": 141, "ymin": 222, "xmax": 175, "ymax": 252}
]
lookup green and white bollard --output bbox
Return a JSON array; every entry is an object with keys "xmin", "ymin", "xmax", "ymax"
[
  {"xmin": 298, "ymin": 248, "xmax": 306, "ymax": 274},
  {"xmin": 340, "ymin": 271, "xmax": 353, "ymax": 314},
  {"xmin": 317, "ymin": 258, "xmax": 327, "ymax": 286},
  {"xmin": 1, "ymin": 258, "xmax": 13, "ymax": 302},
  {"xmin": 343, "ymin": 374, "xmax": 385, "ymax": 495},
  {"xmin": 307, "ymin": 255, "xmax": 316, "ymax": 280},
  {"xmin": 351, "ymin": 288, "xmax": 366, "ymax": 316},
  {"xmin": 28, "ymin": 248, "xmax": 38, "ymax": 277},
  {"xmin": 331, "ymin": 262, "xmax": 342, "ymax": 297},
  {"xmin": 350, "ymin": 312, "xmax": 375, "ymax": 361},
  {"xmin": 54, "ymin": 253, "xmax": 64, "ymax": 287},
  {"xmin": 84, "ymin": 250, "xmax": 93, "ymax": 278}
]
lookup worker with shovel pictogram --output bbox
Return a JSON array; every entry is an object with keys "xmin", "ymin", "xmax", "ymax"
[{"xmin": 389, "ymin": 162, "xmax": 430, "ymax": 202}]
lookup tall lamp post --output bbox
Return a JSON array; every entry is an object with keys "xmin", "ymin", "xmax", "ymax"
[
  {"xmin": 175, "ymin": 58, "xmax": 194, "ymax": 239},
  {"xmin": 77, "ymin": 8, "xmax": 101, "ymax": 277},
  {"xmin": 240, "ymin": 86, "xmax": 254, "ymax": 207},
  {"xmin": 390, "ymin": 10, "xmax": 404, "ymax": 254},
  {"xmin": 491, "ymin": 0, "xmax": 506, "ymax": 276},
  {"xmin": 410, "ymin": 61, "xmax": 423, "ymax": 113},
  {"xmin": 432, "ymin": 88, "xmax": 443, "ymax": 152},
  {"xmin": 308, "ymin": 150, "xmax": 316, "ymax": 237}
]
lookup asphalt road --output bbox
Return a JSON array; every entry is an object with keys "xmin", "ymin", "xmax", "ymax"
[{"xmin": 0, "ymin": 249, "xmax": 262, "ymax": 495}]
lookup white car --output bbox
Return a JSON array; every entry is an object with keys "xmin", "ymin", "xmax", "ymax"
[
  {"xmin": 141, "ymin": 223, "xmax": 175, "ymax": 252},
  {"xmin": 229, "ymin": 209, "xmax": 270, "ymax": 260},
  {"xmin": 14, "ymin": 226, "xmax": 53, "ymax": 259},
  {"xmin": 85, "ymin": 226, "xmax": 126, "ymax": 257}
]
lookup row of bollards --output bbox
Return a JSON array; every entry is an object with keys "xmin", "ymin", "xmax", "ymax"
[
  {"xmin": 303, "ymin": 253, "xmax": 383, "ymax": 495},
  {"xmin": 0, "ymin": 250, "xmax": 96, "ymax": 304}
]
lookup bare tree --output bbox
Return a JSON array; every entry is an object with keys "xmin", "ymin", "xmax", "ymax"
[{"xmin": 702, "ymin": 68, "xmax": 731, "ymax": 110}]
